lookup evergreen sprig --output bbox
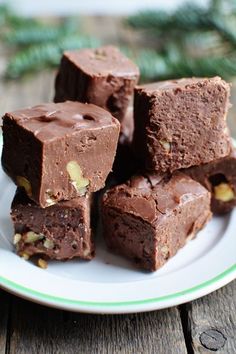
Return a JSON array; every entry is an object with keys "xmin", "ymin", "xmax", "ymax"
[
  {"xmin": 0, "ymin": 4, "xmax": 39, "ymax": 28},
  {"xmin": 4, "ymin": 18, "xmax": 79, "ymax": 45},
  {"xmin": 127, "ymin": 0, "xmax": 236, "ymax": 37},
  {"xmin": 127, "ymin": 4, "xmax": 209, "ymax": 32},
  {"xmin": 6, "ymin": 35, "xmax": 99, "ymax": 79},
  {"xmin": 0, "ymin": 5, "xmax": 99, "ymax": 79},
  {"xmin": 2, "ymin": 0, "xmax": 236, "ymax": 81},
  {"xmin": 126, "ymin": 0, "xmax": 236, "ymax": 81},
  {"xmin": 131, "ymin": 48, "xmax": 236, "ymax": 82}
]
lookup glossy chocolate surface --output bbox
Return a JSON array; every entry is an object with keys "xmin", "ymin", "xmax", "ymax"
[
  {"xmin": 2, "ymin": 101, "xmax": 120, "ymax": 207},
  {"xmin": 54, "ymin": 46, "xmax": 139, "ymax": 121},
  {"xmin": 102, "ymin": 173, "xmax": 211, "ymax": 271}
]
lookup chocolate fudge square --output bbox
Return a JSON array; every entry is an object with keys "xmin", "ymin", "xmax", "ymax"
[
  {"xmin": 11, "ymin": 188, "xmax": 94, "ymax": 261},
  {"xmin": 184, "ymin": 149, "xmax": 236, "ymax": 214},
  {"xmin": 54, "ymin": 46, "xmax": 140, "ymax": 121},
  {"xmin": 102, "ymin": 172, "xmax": 211, "ymax": 271},
  {"xmin": 2, "ymin": 101, "xmax": 120, "ymax": 207},
  {"xmin": 132, "ymin": 77, "xmax": 231, "ymax": 173}
]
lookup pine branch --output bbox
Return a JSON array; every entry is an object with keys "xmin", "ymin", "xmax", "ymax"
[
  {"xmin": 0, "ymin": 6, "xmax": 39, "ymax": 29},
  {"xmin": 210, "ymin": 0, "xmax": 236, "ymax": 15},
  {"xmin": 209, "ymin": 15, "xmax": 236, "ymax": 46},
  {"xmin": 126, "ymin": 4, "xmax": 209, "ymax": 32},
  {"xmin": 0, "ymin": 4, "xmax": 9, "ymax": 26},
  {"xmin": 126, "ymin": 0, "xmax": 236, "ymax": 81},
  {"xmin": 132, "ymin": 49, "xmax": 171, "ymax": 81},
  {"xmin": 128, "ymin": 48, "xmax": 236, "ymax": 82},
  {"xmin": 3, "ymin": 1, "xmax": 236, "ymax": 81},
  {"xmin": 183, "ymin": 31, "xmax": 227, "ymax": 55},
  {"xmin": 127, "ymin": 1, "xmax": 236, "ymax": 48},
  {"xmin": 5, "ymin": 35, "xmax": 100, "ymax": 79},
  {"xmin": 3, "ymin": 18, "xmax": 79, "ymax": 45},
  {"xmin": 169, "ymin": 54, "xmax": 236, "ymax": 79},
  {"xmin": 168, "ymin": 39, "xmax": 236, "ymax": 78},
  {"xmin": 1, "ymin": 4, "xmax": 100, "ymax": 79}
]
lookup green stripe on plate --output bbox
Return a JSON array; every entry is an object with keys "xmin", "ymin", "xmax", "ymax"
[{"xmin": 0, "ymin": 264, "xmax": 235, "ymax": 308}]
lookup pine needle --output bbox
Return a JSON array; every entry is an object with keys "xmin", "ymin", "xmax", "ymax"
[
  {"xmin": 126, "ymin": 0, "xmax": 236, "ymax": 81},
  {"xmin": 4, "ymin": 18, "xmax": 79, "ymax": 45},
  {"xmin": 6, "ymin": 35, "xmax": 100, "ymax": 79}
]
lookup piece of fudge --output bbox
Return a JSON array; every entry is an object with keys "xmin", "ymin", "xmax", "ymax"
[
  {"xmin": 102, "ymin": 172, "xmax": 211, "ymax": 271},
  {"xmin": 132, "ymin": 77, "xmax": 231, "ymax": 173},
  {"xmin": 54, "ymin": 46, "xmax": 140, "ymax": 121},
  {"xmin": 11, "ymin": 188, "xmax": 94, "ymax": 261},
  {"xmin": 184, "ymin": 149, "xmax": 236, "ymax": 214},
  {"xmin": 2, "ymin": 101, "xmax": 120, "ymax": 207},
  {"xmin": 112, "ymin": 107, "xmax": 139, "ymax": 182}
]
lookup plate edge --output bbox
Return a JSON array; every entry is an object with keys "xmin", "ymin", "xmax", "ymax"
[{"xmin": 0, "ymin": 263, "xmax": 235, "ymax": 311}]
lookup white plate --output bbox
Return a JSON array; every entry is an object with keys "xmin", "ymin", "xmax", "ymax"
[{"xmin": 0, "ymin": 135, "xmax": 236, "ymax": 314}]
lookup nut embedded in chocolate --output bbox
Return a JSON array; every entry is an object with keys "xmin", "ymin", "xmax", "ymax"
[
  {"xmin": 102, "ymin": 172, "xmax": 212, "ymax": 271},
  {"xmin": 214, "ymin": 183, "xmax": 235, "ymax": 202},
  {"xmin": 1, "ymin": 101, "xmax": 120, "ymax": 207},
  {"xmin": 184, "ymin": 149, "xmax": 236, "ymax": 214},
  {"xmin": 54, "ymin": 46, "xmax": 140, "ymax": 121},
  {"xmin": 66, "ymin": 160, "xmax": 89, "ymax": 195},
  {"xmin": 16, "ymin": 176, "xmax": 32, "ymax": 197},
  {"xmin": 11, "ymin": 188, "xmax": 95, "ymax": 261},
  {"xmin": 38, "ymin": 258, "xmax": 48, "ymax": 269}
]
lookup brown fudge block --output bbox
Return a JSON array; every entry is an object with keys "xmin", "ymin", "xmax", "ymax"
[
  {"xmin": 54, "ymin": 46, "xmax": 140, "ymax": 121},
  {"xmin": 102, "ymin": 172, "xmax": 212, "ymax": 271},
  {"xmin": 184, "ymin": 149, "xmax": 236, "ymax": 214},
  {"xmin": 1, "ymin": 101, "xmax": 120, "ymax": 208},
  {"xmin": 11, "ymin": 188, "xmax": 94, "ymax": 261},
  {"xmin": 132, "ymin": 77, "xmax": 231, "ymax": 173}
]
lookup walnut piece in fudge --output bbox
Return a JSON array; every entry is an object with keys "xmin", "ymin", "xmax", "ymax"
[
  {"xmin": 102, "ymin": 172, "xmax": 212, "ymax": 271},
  {"xmin": 184, "ymin": 149, "xmax": 236, "ymax": 214},
  {"xmin": 132, "ymin": 77, "xmax": 231, "ymax": 173},
  {"xmin": 1, "ymin": 101, "xmax": 120, "ymax": 207},
  {"xmin": 54, "ymin": 46, "xmax": 140, "ymax": 121},
  {"xmin": 11, "ymin": 188, "xmax": 94, "ymax": 261}
]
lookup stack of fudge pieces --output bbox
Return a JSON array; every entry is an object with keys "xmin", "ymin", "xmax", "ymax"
[
  {"xmin": 2, "ymin": 102, "xmax": 121, "ymax": 266},
  {"xmin": 1, "ymin": 45, "xmax": 236, "ymax": 271}
]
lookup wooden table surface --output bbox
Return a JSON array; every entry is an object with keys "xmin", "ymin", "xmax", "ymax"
[{"xmin": 0, "ymin": 16, "xmax": 236, "ymax": 354}]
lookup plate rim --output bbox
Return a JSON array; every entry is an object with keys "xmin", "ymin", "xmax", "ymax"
[{"xmin": 0, "ymin": 264, "xmax": 235, "ymax": 312}]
